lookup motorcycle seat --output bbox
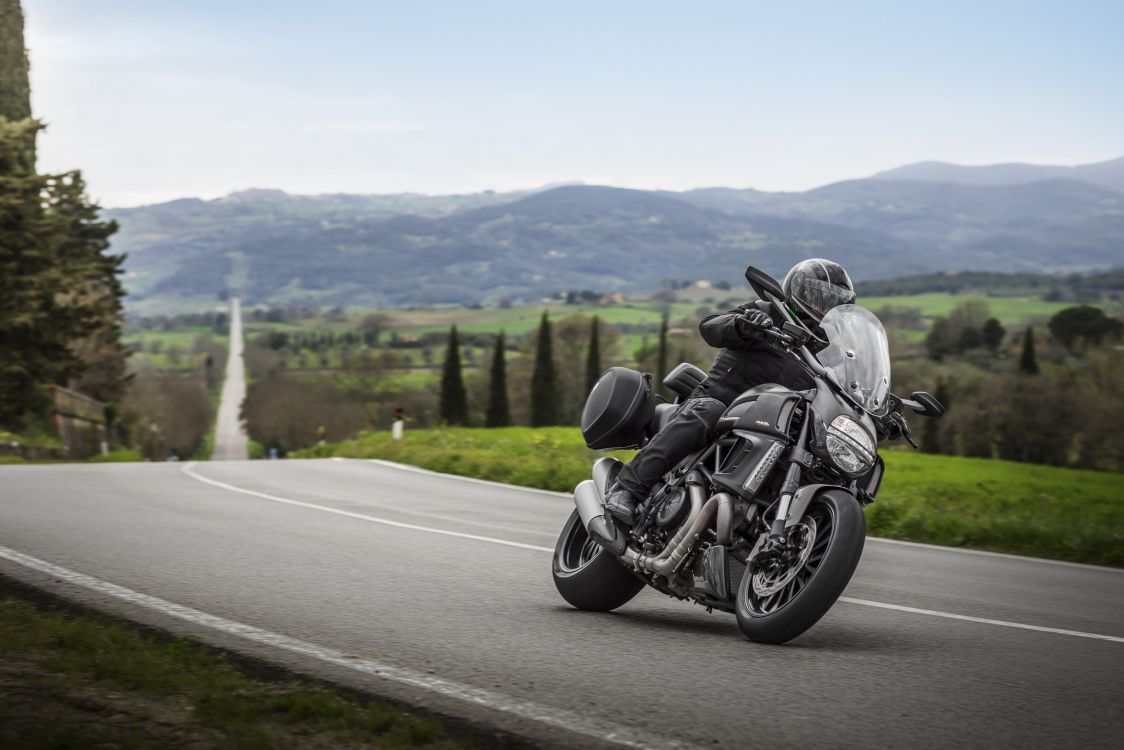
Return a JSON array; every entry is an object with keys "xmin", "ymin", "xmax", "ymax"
[{"xmin": 652, "ymin": 401, "xmax": 681, "ymax": 433}]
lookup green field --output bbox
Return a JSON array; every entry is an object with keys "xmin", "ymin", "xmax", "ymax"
[
  {"xmin": 297, "ymin": 427, "xmax": 1124, "ymax": 567},
  {"xmin": 239, "ymin": 291, "xmax": 1120, "ymax": 349},
  {"xmin": 124, "ymin": 326, "xmax": 229, "ymax": 370},
  {"xmin": 862, "ymin": 292, "xmax": 1117, "ymax": 325}
]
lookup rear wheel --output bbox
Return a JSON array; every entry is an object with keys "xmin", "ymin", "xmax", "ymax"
[
  {"xmin": 735, "ymin": 489, "xmax": 865, "ymax": 644},
  {"xmin": 552, "ymin": 509, "xmax": 644, "ymax": 611}
]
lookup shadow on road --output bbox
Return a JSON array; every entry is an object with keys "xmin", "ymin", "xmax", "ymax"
[{"xmin": 546, "ymin": 604, "xmax": 908, "ymax": 652}]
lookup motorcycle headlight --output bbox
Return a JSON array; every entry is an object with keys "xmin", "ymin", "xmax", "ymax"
[{"xmin": 826, "ymin": 415, "xmax": 876, "ymax": 476}]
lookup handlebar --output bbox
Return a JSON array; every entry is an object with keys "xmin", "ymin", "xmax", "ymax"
[{"xmin": 760, "ymin": 325, "xmax": 795, "ymax": 346}]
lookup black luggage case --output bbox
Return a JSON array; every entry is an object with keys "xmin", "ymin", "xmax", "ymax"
[{"xmin": 581, "ymin": 367, "xmax": 656, "ymax": 450}]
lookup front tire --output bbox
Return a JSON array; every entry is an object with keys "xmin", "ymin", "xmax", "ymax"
[
  {"xmin": 553, "ymin": 509, "xmax": 644, "ymax": 611},
  {"xmin": 735, "ymin": 489, "xmax": 865, "ymax": 644}
]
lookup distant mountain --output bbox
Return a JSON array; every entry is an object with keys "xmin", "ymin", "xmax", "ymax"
[
  {"xmin": 870, "ymin": 156, "xmax": 1124, "ymax": 193},
  {"xmin": 680, "ymin": 178, "xmax": 1124, "ymax": 253},
  {"xmin": 107, "ymin": 165, "xmax": 1124, "ymax": 312}
]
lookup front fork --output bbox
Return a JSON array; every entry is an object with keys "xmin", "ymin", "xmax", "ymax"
[{"xmin": 755, "ymin": 411, "xmax": 811, "ymax": 569}]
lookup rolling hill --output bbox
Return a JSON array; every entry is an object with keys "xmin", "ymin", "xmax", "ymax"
[
  {"xmin": 869, "ymin": 155, "xmax": 1124, "ymax": 192},
  {"xmin": 106, "ymin": 159, "xmax": 1124, "ymax": 312}
]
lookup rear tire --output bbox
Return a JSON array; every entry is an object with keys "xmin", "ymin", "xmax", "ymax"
[
  {"xmin": 552, "ymin": 509, "xmax": 644, "ymax": 611},
  {"xmin": 735, "ymin": 489, "xmax": 865, "ymax": 644}
]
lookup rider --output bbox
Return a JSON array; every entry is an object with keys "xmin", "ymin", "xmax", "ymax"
[{"xmin": 604, "ymin": 258, "xmax": 857, "ymax": 525}]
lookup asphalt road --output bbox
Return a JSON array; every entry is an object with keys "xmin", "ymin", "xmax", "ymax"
[
  {"xmin": 1, "ymin": 459, "xmax": 1122, "ymax": 749},
  {"xmin": 211, "ymin": 297, "xmax": 248, "ymax": 461}
]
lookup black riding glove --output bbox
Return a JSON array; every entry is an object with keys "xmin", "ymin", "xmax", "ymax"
[{"xmin": 734, "ymin": 309, "xmax": 774, "ymax": 341}]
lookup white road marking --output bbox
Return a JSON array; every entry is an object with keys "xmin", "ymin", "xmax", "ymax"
[
  {"xmin": 861, "ymin": 536, "xmax": 1124, "ymax": 573},
  {"xmin": 838, "ymin": 597, "xmax": 1124, "ymax": 643},
  {"xmin": 0, "ymin": 544, "xmax": 696, "ymax": 750},
  {"xmin": 181, "ymin": 463, "xmax": 553, "ymax": 553},
  {"xmin": 249, "ymin": 461, "xmax": 559, "ymax": 537},
  {"xmin": 181, "ymin": 463, "xmax": 1124, "ymax": 645}
]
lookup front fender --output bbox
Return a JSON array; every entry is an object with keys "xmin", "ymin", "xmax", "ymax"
[{"xmin": 784, "ymin": 483, "xmax": 858, "ymax": 529}]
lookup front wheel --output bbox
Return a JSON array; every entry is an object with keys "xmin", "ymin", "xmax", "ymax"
[
  {"xmin": 553, "ymin": 509, "xmax": 644, "ymax": 611},
  {"xmin": 735, "ymin": 489, "xmax": 865, "ymax": 644}
]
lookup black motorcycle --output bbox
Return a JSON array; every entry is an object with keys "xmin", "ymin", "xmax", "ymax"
[{"xmin": 552, "ymin": 265, "xmax": 944, "ymax": 644}]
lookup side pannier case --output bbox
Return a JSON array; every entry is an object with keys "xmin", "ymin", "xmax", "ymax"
[{"xmin": 581, "ymin": 367, "xmax": 656, "ymax": 450}]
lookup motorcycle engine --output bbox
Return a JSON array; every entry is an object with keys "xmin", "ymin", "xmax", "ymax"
[{"xmin": 655, "ymin": 487, "xmax": 690, "ymax": 528}]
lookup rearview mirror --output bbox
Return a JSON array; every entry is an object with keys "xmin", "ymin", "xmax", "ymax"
[
  {"xmin": 745, "ymin": 266, "xmax": 785, "ymax": 301},
  {"xmin": 909, "ymin": 391, "xmax": 945, "ymax": 418}
]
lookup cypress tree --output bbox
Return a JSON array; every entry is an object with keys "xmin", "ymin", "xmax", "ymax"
[
  {"xmin": 981, "ymin": 317, "xmax": 1006, "ymax": 353},
  {"xmin": 485, "ymin": 331, "xmax": 510, "ymax": 427},
  {"xmin": 439, "ymin": 325, "xmax": 468, "ymax": 425},
  {"xmin": 0, "ymin": 1, "xmax": 32, "ymax": 123},
  {"xmin": 530, "ymin": 312, "xmax": 558, "ymax": 426},
  {"xmin": 585, "ymin": 315, "xmax": 602, "ymax": 394},
  {"xmin": 655, "ymin": 312, "xmax": 670, "ymax": 398},
  {"xmin": 0, "ymin": 5, "xmax": 127, "ymax": 422},
  {"xmin": 1018, "ymin": 326, "xmax": 1039, "ymax": 375}
]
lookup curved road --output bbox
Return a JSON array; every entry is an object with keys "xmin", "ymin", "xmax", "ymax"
[{"xmin": 1, "ymin": 459, "xmax": 1121, "ymax": 748}]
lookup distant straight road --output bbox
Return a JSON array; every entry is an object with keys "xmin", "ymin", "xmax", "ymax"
[
  {"xmin": 211, "ymin": 298, "xmax": 248, "ymax": 460},
  {"xmin": 1, "ymin": 459, "xmax": 1122, "ymax": 749}
]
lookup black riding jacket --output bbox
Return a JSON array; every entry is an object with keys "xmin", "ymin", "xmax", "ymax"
[{"xmin": 690, "ymin": 304, "xmax": 815, "ymax": 405}]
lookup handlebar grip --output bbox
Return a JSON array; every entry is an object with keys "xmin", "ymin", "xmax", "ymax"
[{"xmin": 762, "ymin": 327, "xmax": 790, "ymax": 344}]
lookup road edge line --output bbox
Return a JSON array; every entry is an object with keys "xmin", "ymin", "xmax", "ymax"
[
  {"xmin": 0, "ymin": 543, "xmax": 696, "ymax": 750},
  {"xmin": 838, "ymin": 597, "xmax": 1124, "ymax": 643}
]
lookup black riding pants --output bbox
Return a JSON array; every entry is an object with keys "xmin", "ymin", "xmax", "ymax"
[
  {"xmin": 614, "ymin": 344, "xmax": 813, "ymax": 498},
  {"xmin": 613, "ymin": 395, "xmax": 727, "ymax": 498}
]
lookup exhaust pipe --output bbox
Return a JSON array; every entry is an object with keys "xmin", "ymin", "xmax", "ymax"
[
  {"xmin": 575, "ymin": 468, "xmax": 732, "ymax": 569},
  {"xmin": 626, "ymin": 496, "xmax": 719, "ymax": 577},
  {"xmin": 573, "ymin": 480, "xmax": 626, "ymax": 555}
]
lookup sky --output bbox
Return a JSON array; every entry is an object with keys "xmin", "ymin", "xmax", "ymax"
[{"xmin": 23, "ymin": 0, "xmax": 1124, "ymax": 207}]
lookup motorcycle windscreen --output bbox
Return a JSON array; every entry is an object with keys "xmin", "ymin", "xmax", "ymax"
[{"xmin": 817, "ymin": 304, "xmax": 892, "ymax": 417}]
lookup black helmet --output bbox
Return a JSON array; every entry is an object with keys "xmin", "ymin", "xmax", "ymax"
[{"xmin": 782, "ymin": 258, "xmax": 856, "ymax": 323}]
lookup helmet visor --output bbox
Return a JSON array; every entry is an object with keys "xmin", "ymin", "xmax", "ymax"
[{"xmin": 794, "ymin": 276, "xmax": 856, "ymax": 319}]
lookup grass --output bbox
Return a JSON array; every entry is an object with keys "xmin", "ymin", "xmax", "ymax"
[
  {"xmin": 300, "ymin": 427, "xmax": 634, "ymax": 490},
  {"xmin": 87, "ymin": 448, "xmax": 145, "ymax": 463},
  {"xmin": 297, "ymin": 427, "xmax": 1124, "ymax": 567},
  {"xmin": 0, "ymin": 581, "xmax": 483, "ymax": 750}
]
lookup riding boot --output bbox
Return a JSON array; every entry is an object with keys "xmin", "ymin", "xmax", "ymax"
[
  {"xmin": 613, "ymin": 397, "xmax": 726, "ymax": 509},
  {"xmin": 604, "ymin": 484, "xmax": 640, "ymax": 525}
]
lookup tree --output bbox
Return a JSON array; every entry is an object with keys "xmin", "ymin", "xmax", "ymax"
[
  {"xmin": 0, "ymin": 5, "xmax": 126, "ymax": 426},
  {"xmin": 957, "ymin": 325, "xmax": 983, "ymax": 352},
  {"xmin": 655, "ymin": 312, "xmax": 670, "ymax": 398},
  {"xmin": 925, "ymin": 299, "xmax": 994, "ymax": 360},
  {"xmin": 485, "ymin": 332, "xmax": 510, "ymax": 427},
  {"xmin": 530, "ymin": 312, "xmax": 558, "ymax": 426},
  {"xmin": 1018, "ymin": 326, "xmax": 1039, "ymax": 375},
  {"xmin": 0, "ymin": 0, "xmax": 31, "ymax": 125},
  {"xmin": 920, "ymin": 380, "xmax": 949, "ymax": 454},
  {"xmin": 0, "ymin": 125, "xmax": 122, "ymax": 424},
  {"xmin": 439, "ymin": 325, "xmax": 468, "ymax": 425},
  {"xmin": 981, "ymin": 318, "xmax": 1006, "ymax": 353},
  {"xmin": 358, "ymin": 312, "xmax": 391, "ymax": 340},
  {"xmin": 585, "ymin": 316, "xmax": 602, "ymax": 395},
  {"xmin": 1048, "ymin": 305, "xmax": 1123, "ymax": 352},
  {"xmin": 924, "ymin": 317, "xmax": 956, "ymax": 361}
]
